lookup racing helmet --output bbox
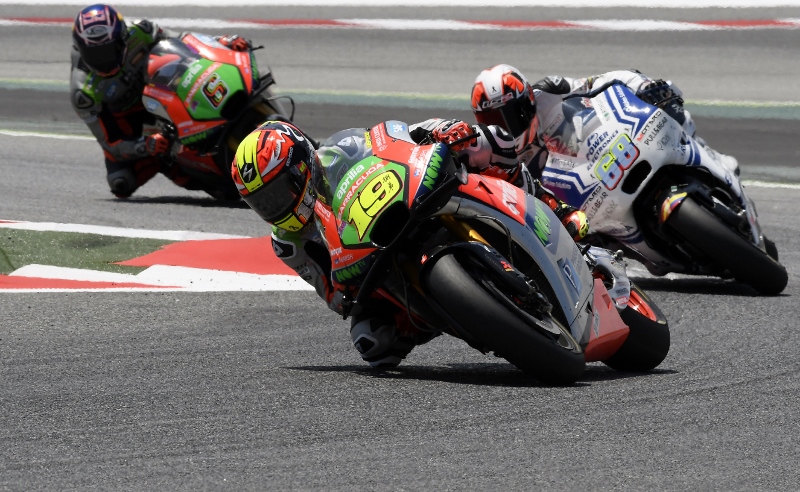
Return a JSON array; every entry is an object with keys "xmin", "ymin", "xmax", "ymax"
[
  {"xmin": 471, "ymin": 64, "xmax": 537, "ymax": 153},
  {"xmin": 232, "ymin": 121, "xmax": 318, "ymax": 232},
  {"xmin": 72, "ymin": 4, "xmax": 128, "ymax": 77}
]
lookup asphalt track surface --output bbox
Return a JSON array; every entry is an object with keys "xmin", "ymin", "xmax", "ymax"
[{"xmin": 2, "ymin": 5, "xmax": 800, "ymax": 490}]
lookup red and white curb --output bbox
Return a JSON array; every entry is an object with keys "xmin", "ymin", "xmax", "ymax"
[
  {"xmin": 4, "ymin": 17, "xmax": 800, "ymax": 31},
  {"xmin": 0, "ymin": 220, "xmax": 312, "ymax": 292}
]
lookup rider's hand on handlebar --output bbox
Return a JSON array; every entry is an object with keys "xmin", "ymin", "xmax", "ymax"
[
  {"xmin": 431, "ymin": 119, "xmax": 474, "ymax": 152},
  {"xmin": 145, "ymin": 133, "xmax": 170, "ymax": 156},
  {"xmin": 218, "ymin": 34, "xmax": 252, "ymax": 52}
]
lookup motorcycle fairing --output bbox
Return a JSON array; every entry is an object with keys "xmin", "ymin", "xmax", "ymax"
[
  {"xmin": 541, "ymin": 84, "xmax": 764, "ymax": 265},
  {"xmin": 314, "ymin": 200, "xmax": 376, "ymax": 286},
  {"xmin": 583, "ymin": 278, "xmax": 630, "ymax": 362},
  {"xmin": 143, "ymin": 34, "xmax": 252, "ymax": 142},
  {"xmin": 451, "ymin": 191, "xmax": 595, "ymax": 343}
]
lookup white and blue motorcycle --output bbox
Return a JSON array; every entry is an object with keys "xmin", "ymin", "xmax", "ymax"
[{"xmin": 538, "ymin": 83, "xmax": 787, "ymax": 295}]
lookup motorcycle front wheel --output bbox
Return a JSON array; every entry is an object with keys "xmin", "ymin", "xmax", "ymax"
[
  {"xmin": 666, "ymin": 197, "xmax": 788, "ymax": 295},
  {"xmin": 602, "ymin": 283, "xmax": 670, "ymax": 372},
  {"xmin": 423, "ymin": 253, "xmax": 586, "ymax": 385}
]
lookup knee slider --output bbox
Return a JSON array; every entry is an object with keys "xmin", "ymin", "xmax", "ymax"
[{"xmin": 107, "ymin": 168, "xmax": 137, "ymax": 197}]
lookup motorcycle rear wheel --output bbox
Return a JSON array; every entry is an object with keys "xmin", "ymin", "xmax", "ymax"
[
  {"xmin": 667, "ymin": 197, "xmax": 788, "ymax": 295},
  {"xmin": 602, "ymin": 283, "xmax": 670, "ymax": 372},
  {"xmin": 423, "ymin": 253, "xmax": 586, "ymax": 385}
]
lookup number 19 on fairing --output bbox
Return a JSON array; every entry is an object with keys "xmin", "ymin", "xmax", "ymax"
[{"xmin": 348, "ymin": 171, "xmax": 403, "ymax": 240}]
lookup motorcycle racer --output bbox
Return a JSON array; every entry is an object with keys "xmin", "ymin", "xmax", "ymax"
[
  {"xmin": 470, "ymin": 65, "xmax": 739, "ymax": 178},
  {"xmin": 232, "ymin": 120, "xmax": 630, "ymax": 369},
  {"xmin": 70, "ymin": 4, "xmax": 254, "ymax": 198}
]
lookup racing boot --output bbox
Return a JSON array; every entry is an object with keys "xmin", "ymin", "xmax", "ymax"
[{"xmin": 535, "ymin": 185, "xmax": 589, "ymax": 241}]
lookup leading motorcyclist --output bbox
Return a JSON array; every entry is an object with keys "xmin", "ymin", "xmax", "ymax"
[
  {"xmin": 70, "ymin": 3, "xmax": 253, "ymax": 199},
  {"xmin": 231, "ymin": 119, "xmax": 630, "ymax": 369},
  {"xmin": 470, "ymin": 65, "xmax": 739, "ymax": 178}
]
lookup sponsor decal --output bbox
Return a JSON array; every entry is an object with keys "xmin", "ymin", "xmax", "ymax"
[
  {"xmin": 526, "ymin": 199, "xmax": 551, "ymax": 246},
  {"xmin": 180, "ymin": 131, "xmax": 208, "ymax": 145},
  {"xmin": 336, "ymin": 164, "xmax": 366, "ymax": 199},
  {"xmin": 333, "ymin": 259, "xmax": 368, "ymax": 283},
  {"xmin": 363, "ymin": 131, "xmax": 372, "ymax": 149},
  {"xmin": 583, "ymin": 186, "xmax": 610, "ymax": 222},
  {"xmin": 181, "ymin": 62, "xmax": 204, "ymax": 89},
  {"xmin": 614, "ymin": 85, "xmax": 649, "ymax": 115},
  {"xmin": 314, "ymin": 201, "xmax": 332, "ymax": 222},
  {"xmin": 636, "ymin": 112, "xmax": 668, "ymax": 145},
  {"xmin": 558, "ymin": 257, "xmax": 582, "ymax": 294},
  {"xmin": 656, "ymin": 133, "xmax": 672, "ymax": 150},
  {"xmin": 585, "ymin": 129, "xmax": 619, "ymax": 162},
  {"xmin": 333, "ymin": 254, "xmax": 353, "ymax": 265},
  {"xmin": 480, "ymin": 91, "xmax": 515, "ymax": 110},
  {"xmin": 386, "ymin": 121, "xmax": 408, "ymax": 140},
  {"xmin": 372, "ymin": 124, "xmax": 388, "ymax": 151},
  {"xmin": 144, "ymin": 99, "xmax": 160, "ymax": 112},
  {"xmin": 421, "ymin": 147, "xmax": 444, "ymax": 191},
  {"xmin": 548, "ymin": 156, "xmax": 576, "ymax": 171},
  {"xmin": 145, "ymin": 86, "xmax": 175, "ymax": 102}
]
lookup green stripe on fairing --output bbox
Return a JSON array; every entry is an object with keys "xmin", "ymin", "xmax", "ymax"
[{"xmin": 8, "ymin": 77, "xmax": 800, "ymax": 119}]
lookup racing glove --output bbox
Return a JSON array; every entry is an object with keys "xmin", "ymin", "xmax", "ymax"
[
  {"xmin": 636, "ymin": 79, "xmax": 687, "ymax": 125},
  {"xmin": 535, "ymin": 185, "xmax": 589, "ymax": 241},
  {"xmin": 217, "ymin": 34, "xmax": 252, "ymax": 52},
  {"xmin": 430, "ymin": 119, "xmax": 474, "ymax": 151},
  {"xmin": 145, "ymin": 133, "xmax": 170, "ymax": 156}
]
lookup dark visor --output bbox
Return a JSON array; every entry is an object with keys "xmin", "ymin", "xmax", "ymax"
[
  {"xmin": 81, "ymin": 41, "xmax": 124, "ymax": 74},
  {"xmin": 475, "ymin": 96, "xmax": 534, "ymax": 139},
  {"xmin": 242, "ymin": 172, "xmax": 301, "ymax": 223}
]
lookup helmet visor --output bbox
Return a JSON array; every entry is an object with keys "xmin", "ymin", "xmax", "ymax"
[
  {"xmin": 242, "ymin": 172, "xmax": 301, "ymax": 224},
  {"xmin": 475, "ymin": 96, "xmax": 535, "ymax": 139},
  {"xmin": 81, "ymin": 41, "xmax": 124, "ymax": 75}
]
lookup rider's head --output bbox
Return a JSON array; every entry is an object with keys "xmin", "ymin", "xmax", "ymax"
[
  {"xmin": 471, "ymin": 64, "xmax": 537, "ymax": 154},
  {"xmin": 232, "ymin": 121, "xmax": 318, "ymax": 232},
  {"xmin": 72, "ymin": 4, "xmax": 128, "ymax": 77}
]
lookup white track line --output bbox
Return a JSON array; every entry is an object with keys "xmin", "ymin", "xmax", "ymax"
[
  {"xmin": 0, "ymin": 221, "xmax": 247, "ymax": 241},
  {"xmin": 7, "ymin": 264, "xmax": 314, "ymax": 292}
]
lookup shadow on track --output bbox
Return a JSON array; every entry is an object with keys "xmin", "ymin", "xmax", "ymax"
[
  {"xmin": 102, "ymin": 196, "xmax": 249, "ymax": 209},
  {"xmin": 630, "ymin": 276, "xmax": 781, "ymax": 297},
  {"xmin": 288, "ymin": 363, "xmax": 675, "ymax": 388}
]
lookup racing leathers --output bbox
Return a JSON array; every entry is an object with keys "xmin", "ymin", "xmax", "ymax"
[
  {"xmin": 523, "ymin": 69, "xmax": 738, "ymax": 176},
  {"xmin": 271, "ymin": 119, "xmax": 625, "ymax": 368},
  {"xmin": 70, "ymin": 20, "xmax": 252, "ymax": 198}
]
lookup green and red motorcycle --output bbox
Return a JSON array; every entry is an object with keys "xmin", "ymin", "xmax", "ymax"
[
  {"xmin": 142, "ymin": 32, "xmax": 292, "ymax": 200},
  {"xmin": 314, "ymin": 120, "xmax": 671, "ymax": 384}
]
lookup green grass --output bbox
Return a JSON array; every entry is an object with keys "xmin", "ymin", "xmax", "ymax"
[{"xmin": 0, "ymin": 229, "xmax": 173, "ymax": 275}]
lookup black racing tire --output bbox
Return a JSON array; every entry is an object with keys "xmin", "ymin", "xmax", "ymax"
[
  {"xmin": 602, "ymin": 283, "xmax": 670, "ymax": 372},
  {"xmin": 667, "ymin": 197, "xmax": 788, "ymax": 296},
  {"xmin": 423, "ymin": 253, "xmax": 586, "ymax": 385}
]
